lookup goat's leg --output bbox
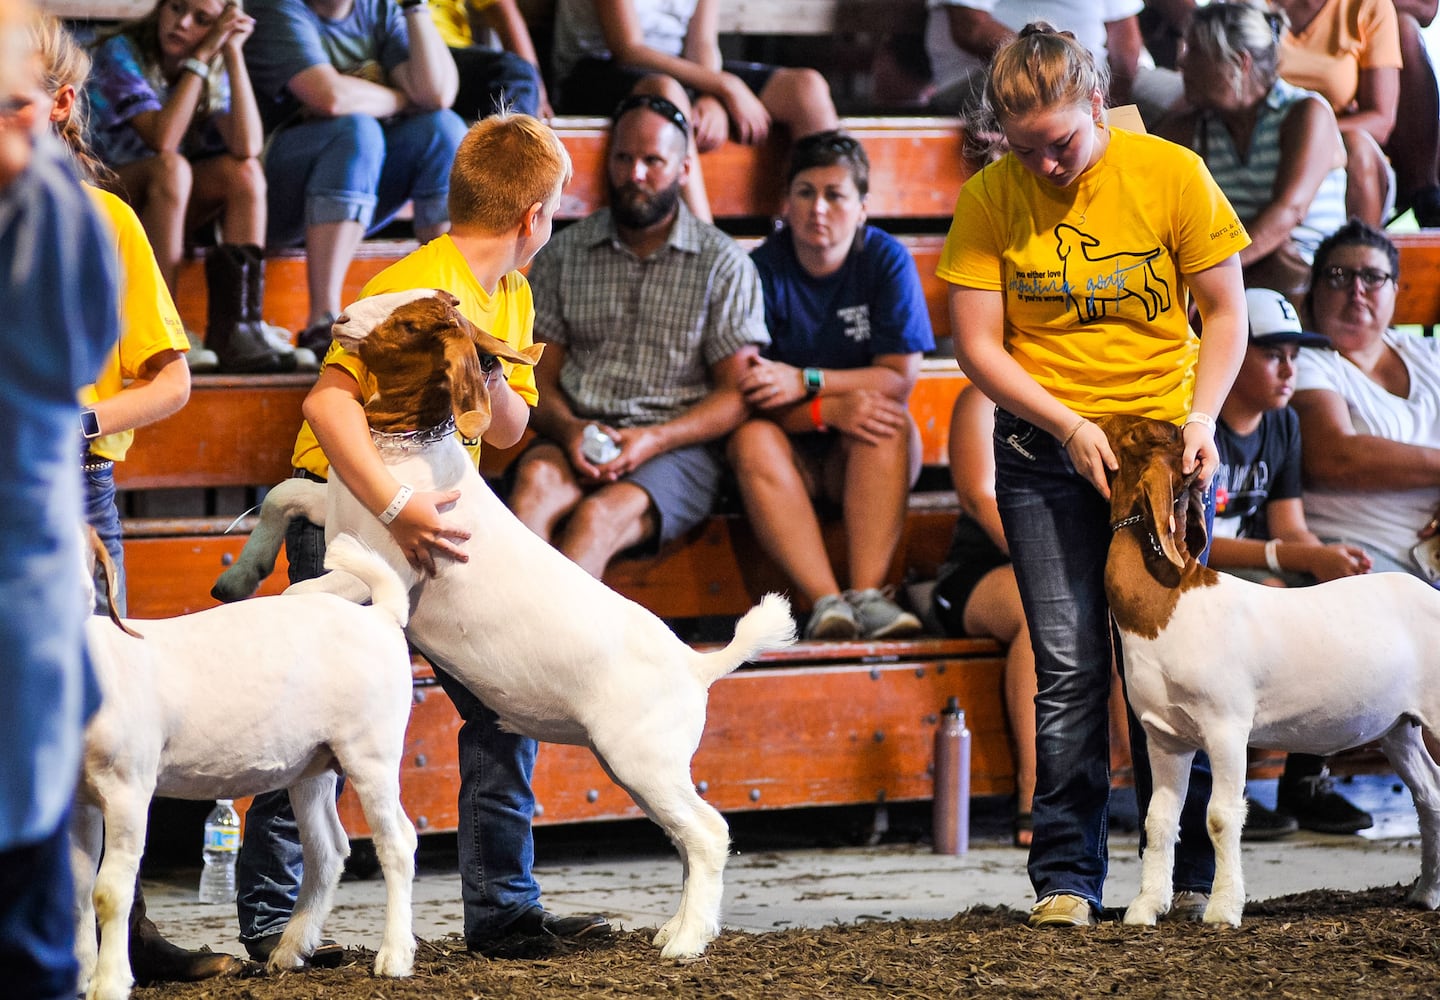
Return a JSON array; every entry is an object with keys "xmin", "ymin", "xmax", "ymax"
[
  {"xmin": 1124, "ymin": 737, "xmax": 1194, "ymax": 926},
  {"xmin": 211, "ymin": 479, "xmax": 327, "ymax": 602},
  {"xmin": 88, "ymin": 785, "xmax": 153, "ymax": 1000},
  {"xmin": 1202, "ymin": 733, "xmax": 1249, "ymax": 926},
  {"xmin": 1380, "ymin": 722, "xmax": 1440, "ymax": 908},
  {"xmin": 265, "ymin": 775, "xmax": 349, "ymax": 971},
  {"xmin": 70, "ymin": 802, "xmax": 104, "ymax": 997},
  {"xmin": 345, "ymin": 763, "xmax": 418, "ymax": 977},
  {"xmin": 594, "ymin": 740, "xmax": 728, "ymax": 959}
]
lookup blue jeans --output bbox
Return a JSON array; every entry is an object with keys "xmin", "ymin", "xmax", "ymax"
[
  {"xmin": 236, "ymin": 509, "xmax": 542, "ymax": 945},
  {"xmin": 264, "ymin": 110, "xmax": 467, "ymax": 248},
  {"xmin": 82, "ymin": 463, "xmax": 125, "ymax": 616},
  {"xmin": 0, "ymin": 812, "xmax": 78, "ymax": 1000},
  {"xmin": 992, "ymin": 410, "xmax": 1214, "ymax": 910},
  {"xmin": 451, "ymin": 47, "xmax": 541, "ymax": 121}
]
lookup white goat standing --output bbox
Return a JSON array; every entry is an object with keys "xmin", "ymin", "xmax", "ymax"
[
  {"xmin": 211, "ymin": 289, "xmax": 798, "ymax": 959},
  {"xmin": 76, "ymin": 533, "xmax": 418, "ymax": 1000},
  {"xmin": 1098, "ymin": 415, "xmax": 1440, "ymax": 927}
]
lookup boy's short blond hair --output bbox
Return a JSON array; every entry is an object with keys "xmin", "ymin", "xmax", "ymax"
[{"xmin": 448, "ymin": 112, "xmax": 573, "ymax": 233}]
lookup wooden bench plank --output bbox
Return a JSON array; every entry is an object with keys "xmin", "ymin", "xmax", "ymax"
[
  {"xmin": 1393, "ymin": 233, "xmax": 1440, "ymax": 328},
  {"xmin": 335, "ymin": 639, "xmax": 1011, "ymax": 835}
]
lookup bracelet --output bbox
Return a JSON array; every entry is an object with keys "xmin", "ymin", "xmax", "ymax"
[
  {"xmin": 802, "ymin": 367, "xmax": 824, "ymax": 398},
  {"xmin": 180, "ymin": 57, "xmax": 211, "ymax": 82},
  {"xmin": 1060, "ymin": 417, "xmax": 1087, "ymax": 448},
  {"xmin": 1184, "ymin": 411, "xmax": 1217, "ymax": 434},
  {"xmin": 809, "ymin": 395, "xmax": 828, "ymax": 432},
  {"xmin": 378, "ymin": 484, "xmax": 414, "ymax": 525},
  {"xmin": 1264, "ymin": 538, "xmax": 1284, "ymax": 575}
]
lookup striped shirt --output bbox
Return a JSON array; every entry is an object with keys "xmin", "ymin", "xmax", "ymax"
[
  {"xmin": 528, "ymin": 204, "xmax": 770, "ymax": 426},
  {"xmin": 1194, "ymin": 78, "xmax": 1347, "ymax": 261}
]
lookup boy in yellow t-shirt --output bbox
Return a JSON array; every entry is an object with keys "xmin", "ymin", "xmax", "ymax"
[{"xmin": 237, "ymin": 113, "xmax": 613, "ymax": 964}]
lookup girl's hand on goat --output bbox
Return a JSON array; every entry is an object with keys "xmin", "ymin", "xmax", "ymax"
[
  {"xmin": 1180, "ymin": 421, "xmax": 1218, "ymax": 486},
  {"xmin": 389, "ymin": 489, "xmax": 470, "ymax": 575},
  {"xmin": 1064, "ymin": 420, "xmax": 1117, "ymax": 500}
]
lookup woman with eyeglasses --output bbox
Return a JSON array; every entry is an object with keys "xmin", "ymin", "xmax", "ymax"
[
  {"xmin": 1291, "ymin": 218, "xmax": 1440, "ymax": 582},
  {"xmin": 86, "ymin": 0, "xmax": 298, "ymax": 372},
  {"xmin": 1159, "ymin": 0, "xmax": 1347, "ymax": 305},
  {"xmin": 939, "ymin": 23, "xmax": 1249, "ymax": 928},
  {"xmin": 728, "ymin": 130, "xmax": 933, "ymax": 642}
]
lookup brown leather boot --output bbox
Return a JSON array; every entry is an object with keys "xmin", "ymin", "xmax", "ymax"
[{"xmin": 127, "ymin": 882, "xmax": 245, "ymax": 985}]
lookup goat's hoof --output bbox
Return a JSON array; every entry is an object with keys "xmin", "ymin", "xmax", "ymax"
[
  {"xmin": 373, "ymin": 943, "xmax": 415, "ymax": 978},
  {"xmin": 657, "ymin": 930, "xmax": 713, "ymax": 961},
  {"xmin": 1406, "ymin": 883, "xmax": 1440, "ymax": 909},
  {"xmin": 652, "ymin": 918, "xmax": 678, "ymax": 950},
  {"xmin": 1202, "ymin": 900, "xmax": 1243, "ymax": 926},
  {"xmin": 86, "ymin": 975, "xmax": 134, "ymax": 1000},
  {"xmin": 1122, "ymin": 901, "xmax": 1162, "ymax": 926},
  {"xmin": 210, "ymin": 572, "xmax": 259, "ymax": 604}
]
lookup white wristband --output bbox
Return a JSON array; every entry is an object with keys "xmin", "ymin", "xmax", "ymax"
[
  {"xmin": 1264, "ymin": 538, "xmax": 1283, "ymax": 575},
  {"xmin": 180, "ymin": 57, "xmax": 211, "ymax": 82},
  {"xmin": 1183, "ymin": 411, "xmax": 1216, "ymax": 434},
  {"xmin": 378, "ymin": 484, "xmax": 413, "ymax": 525}
]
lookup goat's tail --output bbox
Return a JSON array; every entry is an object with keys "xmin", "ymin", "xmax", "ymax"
[
  {"xmin": 211, "ymin": 478, "xmax": 327, "ymax": 603},
  {"xmin": 323, "ymin": 532, "xmax": 410, "ymax": 630},
  {"xmin": 691, "ymin": 593, "xmax": 797, "ymax": 688}
]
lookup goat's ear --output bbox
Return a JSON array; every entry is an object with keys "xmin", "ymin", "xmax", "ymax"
[
  {"xmin": 1140, "ymin": 464, "xmax": 1190, "ymax": 578},
  {"xmin": 1181, "ymin": 469, "xmax": 1209, "ymax": 558},
  {"xmin": 470, "ymin": 323, "xmax": 543, "ymax": 369},
  {"xmin": 442, "ymin": 329, "xmax": 492, "ymax": 444}
]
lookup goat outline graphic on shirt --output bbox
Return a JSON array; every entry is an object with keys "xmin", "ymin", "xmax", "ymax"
[{"xmin": 1053, "ymin": 223, "xmax": 1172, "ymax": 323}]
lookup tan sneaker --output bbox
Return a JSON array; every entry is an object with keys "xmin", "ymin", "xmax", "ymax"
[
  {"xmin": 1167, "ymin": 890, "xmax": 1210, "ymax": 922},
  {"xmin": 1028, "ymin": 892, "xmax": 1097, "ymax": 928}
]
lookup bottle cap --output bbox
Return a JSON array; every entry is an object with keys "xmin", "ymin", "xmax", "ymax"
[{"xmin": 945, "ymin": 695, "xmax": 960, "ymax": 713}]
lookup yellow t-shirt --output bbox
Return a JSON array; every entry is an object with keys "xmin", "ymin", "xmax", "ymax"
[
  {"xmin": 80, "ymin": 185, "xmax": 189, "ymax": 461},
  {"xmin": 936, "ymin": 127, "xmax": 1249, "ymax": 423},
  {"xmin": 430, "ymin": 0, "xmax": 497, "ymax": 49},
  {"xmin": 291, "ymin": 233, "xmax": 540, "ymax": 477}
]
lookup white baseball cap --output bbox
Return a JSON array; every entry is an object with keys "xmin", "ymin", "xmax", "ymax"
[{"xmin": 1245, "ymin": 287, "xmax": 1330, "ymax": 348}]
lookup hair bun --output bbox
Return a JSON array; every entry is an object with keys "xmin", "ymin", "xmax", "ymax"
[{"xmin": 1017, "ymin": 21, "xmax": 1076, "ymax": 42}]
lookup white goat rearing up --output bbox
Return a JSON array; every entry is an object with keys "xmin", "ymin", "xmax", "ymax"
[
  {"xmin": 1098, "ymin": 414, "xmax": 1440, "ymax": 927},
  {"xmin": 212, "ymin": 289, "xmax": 798, "ymax": 959},
  {"xmin": 76, "ymin": 532, "xmax": 419, "ymax": 1000}
]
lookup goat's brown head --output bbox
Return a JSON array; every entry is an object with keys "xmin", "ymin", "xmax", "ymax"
[
  {"xmin": 332, "ymin": 290, "xmax": 544, "ymax": 442},
  {"xmin": 1095, "ymin": 414, "xmax": 1208, "ymax": 588}
]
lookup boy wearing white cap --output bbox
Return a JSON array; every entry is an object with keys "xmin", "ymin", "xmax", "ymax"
[{"xmin": 1211, "ymin": 286, "xmax": 1375, "ymax": 839}]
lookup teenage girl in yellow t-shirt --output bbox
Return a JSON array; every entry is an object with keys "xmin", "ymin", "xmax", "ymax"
[{"xmin": 936, "ymin": 23, "xmax": 1250, "ymax": 929}]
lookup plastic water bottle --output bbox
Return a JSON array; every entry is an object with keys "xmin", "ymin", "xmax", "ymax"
[
  {"xmin": 581, "ymin": 423, "xmax": 621, "ymax": 465},
  {"xmin": 933, "ymin": 697, "xmax": 972, "ymax": 855},
  {"xmin": 198, "ymin": 799, "xmax": 241, "ymax": 904}
]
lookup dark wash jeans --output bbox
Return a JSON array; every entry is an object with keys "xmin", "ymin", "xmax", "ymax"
[{"xmin": 992, "ymin": 408, "xmax": 1216, "ymax": 910}]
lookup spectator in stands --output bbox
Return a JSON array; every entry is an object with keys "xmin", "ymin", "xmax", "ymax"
[
  {"xmin": 510, "ymin": 94, "xmax": 769, "ymax": 579},
  {"xmin": 1160, "ymin": 0, "xmax": 1347, "ymax": 304},
  {"xmin": 430, "ymin": 0, "xmax": 551, "ymax": 120},
  {"xmin": 84, "ymin": 0, "xmax": 298, "ymax": 373},
  {"xmin": 1209, "ymin": 287, "xmax": 1375, "ymax": 838},
  {"xmin": 239, "ymin": 113, "xmax": 612, "ymax": 961},
  {"xmin": 0, "ymin": 6, "xmax": 117, "ymax": 994},
  {"xmin": 29, "ymin": 15, "xmax": 247, "ymax": 985},
  {"xmin": 245, "ymin": 0, "xmax": 467, "ymax": 358},
  {"xmin": 548, "ymin": 0, "xmax": 838, "ymax": 221},
  {"xmin": 1139, "ymin": 0, "xmax": 1195, "ymax": 70},
  {"xmin": 1388, "ymin": 0, "xmax": 1440, "ymax": 224},
  {"xmin": 939, "ymin": 23, "xmax": 1249, "ymax": 927},
  {"xmin": 924, "ymin": 1, "xmax": 1184, "ymax": 126},
  {"xmin": 1293, "ymin": 219, "xmax": 1440, "ymax": 789},
  {"xmin": 1292, "ymin": 218, "xmax": 1440, "ymax": 579},
  {"xmin": 729, "ymin": 130, "xmax": 932, "ymax": 641},
  {"xmin": 1273, "ymin": 0, "xmax": 1402, "ymax": 227}
]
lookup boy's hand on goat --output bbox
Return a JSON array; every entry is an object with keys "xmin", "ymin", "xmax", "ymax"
[
  {"xmin": 1063, "ymin": 419, "xmax": 1117, "ymax": 500},
  {"xmin": 1180, "ymin": 421, "xmax": 1219, "ymax": 485},
  {"xmin": 388, "ymin": 488, "xmax": 470, "ymax": 575}
]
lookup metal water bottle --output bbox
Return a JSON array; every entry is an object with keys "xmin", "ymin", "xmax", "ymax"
[
  {"xmin": 933, "ymin": 696, "xmax": 972, "ymax": 855},
  {"xmin": 198, "ymin": 799, "xmax": 241, "ymax": 904}
]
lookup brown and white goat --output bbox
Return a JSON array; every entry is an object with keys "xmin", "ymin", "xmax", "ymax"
[
  {"xmin": 76, "ymin": 533, "xmax": 418, "ymax": 1000},
  {"xmin": 212, "ymin": 289, "xmax": 798, "ymax": 959},
  {"xmin": 1099, "ymin": 414, "xmax": 1440, "ymax": 927}
]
